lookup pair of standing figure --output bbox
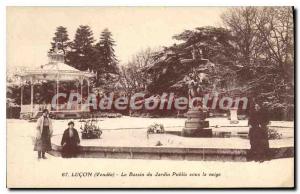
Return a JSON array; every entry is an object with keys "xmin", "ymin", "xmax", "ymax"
[{"xmin": 34, "ymin": 109, "xmax": 80, "ymax": 159}]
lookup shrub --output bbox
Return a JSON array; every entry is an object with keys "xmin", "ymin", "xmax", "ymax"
[{"xmin": 267, "ymin": 128, "xmax": 282, "ymax": 140}]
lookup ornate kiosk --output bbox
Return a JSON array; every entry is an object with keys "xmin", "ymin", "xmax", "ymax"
[{"xmin": 18, "ymin": 47, "xmax": 95, "ymax": 119}]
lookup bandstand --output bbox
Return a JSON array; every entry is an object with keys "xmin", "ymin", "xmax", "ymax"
[{"xmin": 18, "ymin": 48, "xmax": 95, "ymax": 119}]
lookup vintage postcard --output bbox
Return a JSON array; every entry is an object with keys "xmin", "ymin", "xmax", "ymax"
[{"xmin": 6, "ymin": 6, "xmax": 294, "ymax": 188}]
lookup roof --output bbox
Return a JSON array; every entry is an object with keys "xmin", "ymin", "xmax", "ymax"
[
  {"xmin": 40, "ymin": 62, "xmax": 81, "ymax": 72},
  {"xmin": 19, "ymin": 62, "xmax": 95, "ymax": 81}
]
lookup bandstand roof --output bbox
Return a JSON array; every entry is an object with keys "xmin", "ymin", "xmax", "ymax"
[
  {"xmin": 41, "ymin": 62, "xmax": 81, "ymax": 72},
  {"xmin": 18, "ymin": 46, "xmax": 95, "ymax": 82},
  {"xmin": 19, "ymin": 62, "xmax": 95, "ymax": 82}
]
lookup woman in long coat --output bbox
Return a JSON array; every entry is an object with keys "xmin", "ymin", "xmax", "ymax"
[
  {"xmin": 61, "ymin": 121, "xmax": 80, "ymax": 158},
  {"xmin": 34, "ymin": 109, "xmax": 53, "ymax": 159},
  {"xmin": 248, "ymin": 103, "xmax": 270, "ymax": 162}
]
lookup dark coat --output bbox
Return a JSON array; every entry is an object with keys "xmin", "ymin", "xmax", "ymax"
[
  {"xmin": 248, "ymin": 108, "xmax": 269, "ymax": 128},
  {"xmin": 61, "ymin": 128, "xmax": 80, "ymax": 158},
  {"xmin": 248, "ymin": 109, "xmax": 270, "ymax": 160}
]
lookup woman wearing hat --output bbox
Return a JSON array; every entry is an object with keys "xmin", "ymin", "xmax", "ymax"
[
  {"xmin": 34, "ymin": 109, "xmax": 53, "ymax": 159},
  {"xmin": 61, "ymin": 121, "xmax": 80, "ymax": 158}
]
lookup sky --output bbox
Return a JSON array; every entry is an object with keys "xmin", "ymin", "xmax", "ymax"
[{"xmin": 7, "ymin": 7, "xmax": 226, "ymax": 69}]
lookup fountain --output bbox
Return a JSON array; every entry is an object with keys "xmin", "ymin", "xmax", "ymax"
[{"xmin": 181, "ymin": 45, "xmax": 212, "ymax": 137}]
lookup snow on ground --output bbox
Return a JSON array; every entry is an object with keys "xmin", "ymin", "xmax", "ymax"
[
  {"xmin": 7, "ymin": 117, "xmax": 294, "ymax": 148},
  {"xmin": 7, "ymin": 117, "xmax": 294, "ymax": 188},
  {"xmin": 7, "ymin": 116, "xmax": 294, "ymax": 134}
]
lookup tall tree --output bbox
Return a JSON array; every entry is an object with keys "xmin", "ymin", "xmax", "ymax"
[
  {"xmin": 94, "ymin": 28, "xmax": 118, "ymax": 74},
  {"xmin": 222, "ymin": 7, "xmax": 294, "ymax": 120},
  {"xmin": 256, "ymin": 7, "xmax": 294, "ymax": 84},
  {"xmin": 173, "ymin": 26, "xmax": 236, "ymax": 64},
  {"xmin": 144, "ymin": 26, "xmax": 237, "ymax": 94},
  {"xmin": 91, "ymin": 28, "xmax": 119, "ymax": 87},
  {"xmin": 66, "ymin": 25, "xmax": 95, "ymax": 71},
  {"xmin": 221, "ymin": 7, "xmax": 262, "ymax": 83},
  {"xmin": 254, "ymin": 7, "xmax": 294, "ymax": 119},
  {"xmin": 49, "ymin": 26, "xmax": 70, "ymax": 55}
]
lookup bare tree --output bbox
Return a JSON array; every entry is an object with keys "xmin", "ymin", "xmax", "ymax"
[
  {"xmin": 118, "ymin": 48, "xmax": 157, "ymax": 94},
  {"xmin": 221, "ymin": 7, "xmax": 262, "ymax": 68},
  {"xmin": 256, "ymin": 7, "xmax": 294, "ymax": 83},
  {"xmin": 222, "ymin": 7, "xmax": 294, "ymax": 120}
]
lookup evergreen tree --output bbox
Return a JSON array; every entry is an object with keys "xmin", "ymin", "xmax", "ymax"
[
  {"xmin": 94, "ymin": 28, "xmax": 118, "ymax": 74},
  {"xmin": 144, "ymin": 26, "xmax": 237, "ymax": 94},
  {"xmin": 66, "ymin": 25, "xmax": 95, "ymax": 71},
  {"xmin": 49, "ymin": 26, "xmax": 70, "ymax": 55},
  {"xmin": 90, "ymin": 28, "xmax": 119, "ymax": 87}
]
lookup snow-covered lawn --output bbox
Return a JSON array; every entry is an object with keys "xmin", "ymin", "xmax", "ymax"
[
  {"xmin": 7, "ymin": 117, "xmax": 294, "ymax": 148},
  {"xmin": 7, "ymin": 116, "xmax": 294, "ymax": 135},
  {"xmin": 7, "ymin": 117, "xmax": 294, "ymax": 188}
]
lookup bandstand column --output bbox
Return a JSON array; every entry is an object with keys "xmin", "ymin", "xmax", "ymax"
[
  {"xmin": 80, "ymin": 77, "xmax": 83, "ymax": 111},
  {"xmin": 56, "ymin": 75, "xmax": 59, "ymax": 111},
  {"xmin": 20, "ymin": 81, "xmax": 24, "ymax": 115},
  {"xmin": 20, "ymin": 83, "xmax": 23, "ymax": 107},
  {"xmin": 87, "ymin": 79, "xmax": 90, "ymax": 96},
  {"xmin": 76, "ymin": 80, "xmax": 79, "ymax": 111},
  {"xmin": 30, "ymin": 77, "xmax": 34, "ymax": 115}
]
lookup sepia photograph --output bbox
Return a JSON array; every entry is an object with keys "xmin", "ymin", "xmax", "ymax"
[{"xmin": 6, "ymin": 6, "xmax": 294, "ymax": 188}]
